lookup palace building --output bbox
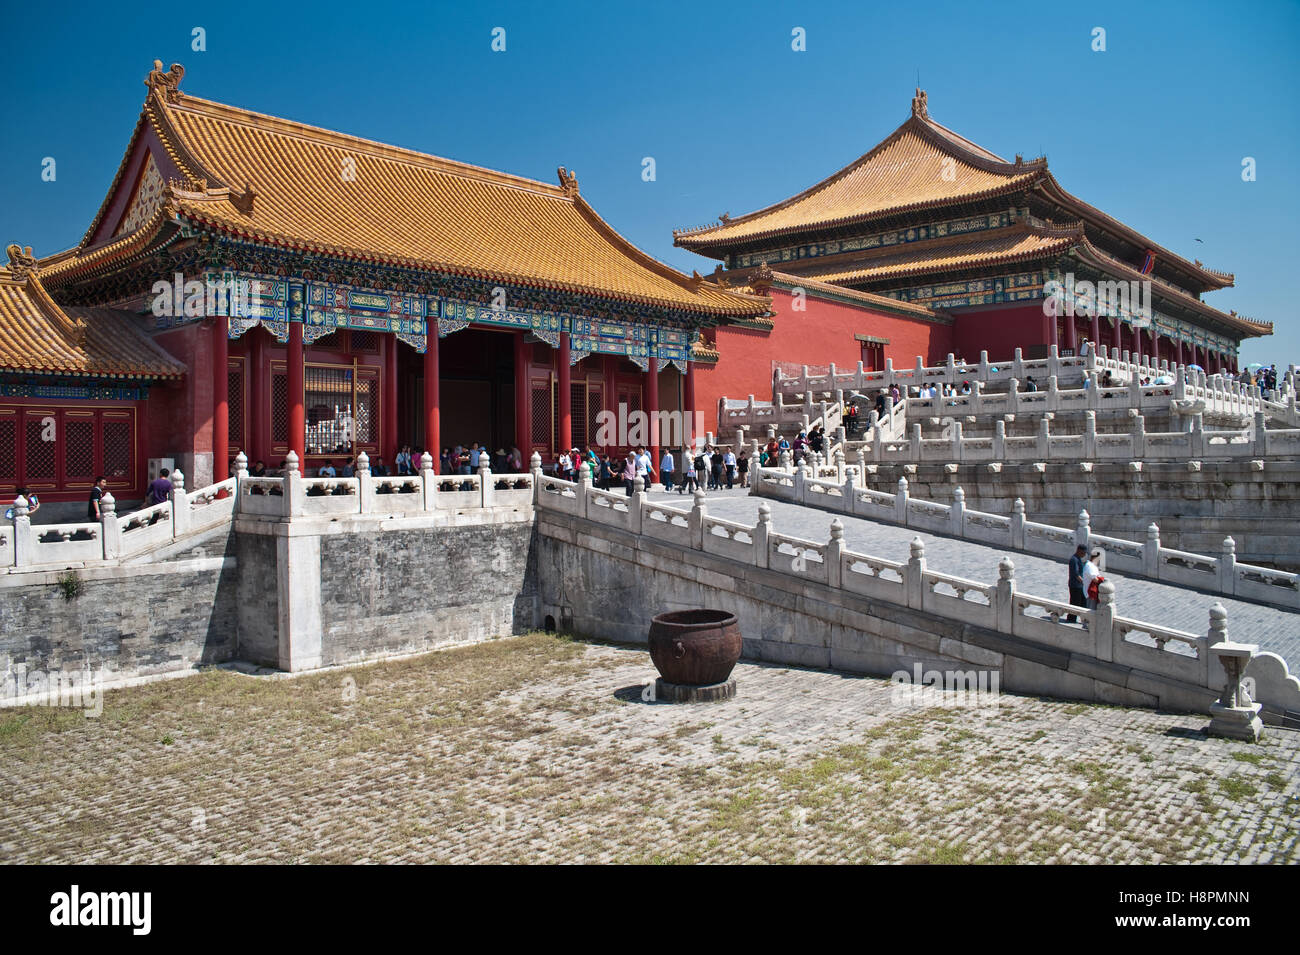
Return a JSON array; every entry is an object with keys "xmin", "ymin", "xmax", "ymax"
[
  {"xmin": 0, "ymin": 72, "xmax": 1275, "ymax": 505},
  {"xmin": 676, "ymin": 89, "xmax": 1272, "ymax": 430},
  {"xmin": 2, "ymin": 61, "xmax": 771, "ymax": 504}
]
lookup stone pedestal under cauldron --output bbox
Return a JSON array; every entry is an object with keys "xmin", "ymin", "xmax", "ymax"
[{"xmin": 648, "ymin": 609, "xmax": 741, "ymax": 702}]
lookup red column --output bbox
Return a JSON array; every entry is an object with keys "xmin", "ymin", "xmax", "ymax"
[
  {"xmin": 1090, "ymin": 314, "xmax": 1101, "ymax": 353},
  {"xmin": 287, "ymin": 321, "xmax": 305, "ymax": 464},
  {"xmin": 1064, "ymin": 315, "xmax": 1078, "ymax": 355},
  {"xmin": 384, "ymin": 335, "xmax": 399, "ymax": 460},
  {"xmin": 1041, "ymin": 310, "xmax": 1053, "ymax": 349},
  {"xmin": 250, "ymin": 329, "xmax": 266, "ymax": 464},
  {"xmin": 557, "ymin": 332, "xmax": 572, "ymax": 456},
  {"xmin": 425, "ymin": 324, "xmax": 440, "ymax": 471},
  {"xmin": 1150, "ymin": 333, "xmax": 1161, "ymax": 367},
  {"xmin": 646, "ymin": 356, "xmax": 660, "ymax": 482},
  {"xmin": 684, "ymin": 359, "xmax": 697, "ymax": 448},
  {"xmin": 1175, "ymin": 338, "xmax": 1184, "ymax": 368},
  {"xmin": 212, "ymin": 316, "xmax": 229, "ymax": 481},
  {"xmin": 513, "ymin": 331, "xmax": 529, "ymax": 466}
]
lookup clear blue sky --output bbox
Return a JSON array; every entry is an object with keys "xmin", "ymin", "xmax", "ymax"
[{"xmin": 1, "ymin": 0, "xmax": 1296, "ymax": 365}]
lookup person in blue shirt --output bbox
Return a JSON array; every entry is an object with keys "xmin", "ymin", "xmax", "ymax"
[
  {"xmin": 1066, "ymin": 545, "xmax": 1087, "ymax": 624},
  {"xmin": 145, "ymin": 470, "xmax": 172, "ymax": 507}
]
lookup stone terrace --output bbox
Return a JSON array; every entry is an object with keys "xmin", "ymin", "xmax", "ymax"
[
  {"xmin": 2, "ymin": 634, "xmax": 1296, "ymax": 864},
  {"xmin": 656, "ymin": 488, "xmax": 1300, "ymax": 667}
]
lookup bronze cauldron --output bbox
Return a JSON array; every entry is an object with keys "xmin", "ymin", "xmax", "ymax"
[{"xmin": 648, "ymin": 609, "xmax": 742, "ymax": 686}]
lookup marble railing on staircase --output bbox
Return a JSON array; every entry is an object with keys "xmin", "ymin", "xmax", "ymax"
[
  {"xmin": 840, "ymin": 409, "xmax": 1298, "ymax": 464},
  {"xmin": 892, "ymin": 374, "xmax": 1256, "ymax": 424},
  {"xmin": 775, "ymin": 348, "xmax": 1088, "ymax": 403},
  {"xmin": 533, "ymin": 467, "xmax": 1300, "ymax": 725},
  {"xmin": 772, "ymin": 347, "xmax": 1296, "ymax": 426},
  {"xmin": 4, "ymin": 469, "xmax": 237, "ymax": 570},
  {"xmin": 752, "ymin": 465, "xmax": 1300, "ymax": 611}
]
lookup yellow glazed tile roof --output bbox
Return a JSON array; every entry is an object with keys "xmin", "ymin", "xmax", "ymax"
[
  {"xmin": 675, "ymin": 92, "xmax": 1044, "ymax": 251},
  {"xmin": 674, "ymin": 90, "xmax": 1235, "ymax": 295},
  {"xmin": 54, "ymin": 63, "xmax": 770, "ymax": 319},
  {"xmin": 784, "ymin": 225, "xmax": 1079, "ymax": 285},
  {"xmin": 0, "ymin": 248, "xmax": 184, "ymax": 379}
]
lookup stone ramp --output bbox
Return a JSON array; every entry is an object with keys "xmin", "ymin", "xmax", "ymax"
[{"xmin": 648, "ymin": 488, "xmax": 1300, "ymax": 673}]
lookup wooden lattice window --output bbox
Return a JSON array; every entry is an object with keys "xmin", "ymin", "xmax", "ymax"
[
  {"xmin": 305, "ymin": 364, "xmax": 353, "ymax": 455},
  {"xmin": 530, "ymin": 382, "xmax": 550, "ymax": 447},
  {"xmin": 102, "ymin": 416, "xmax": 132, "ymax": 481},
  {"xmin": 587, "ymin": 386, "xmax": 602, "ymax": 448},
  {"xmin": 63, "ymin": 414, "xmax": 95, "ymax": 482},
  {"xmin": 24, "ymin": 415, "xmax": 55, "ymax": 482},
  {"xmin": 570, "ymin": 382, "xmax": 588, "ymax": 449},
  {"xmin": 303, "ymin": 362, "xmax": 379, "ymax": 455},
  {"xmin": 350, "ymin": 331, "xmax": 379, "ymax": 352},
  {"xmin": 355, "ymin": 370, "xmax": 379, "ymax": 445},
  {"xmin": 271, "ymin": 370, "xmax": 289, "ymax": 444},
  {"xmin": 228, "ymin": 359, "xmax": 245, "ymax": 448},
  {"xmin": 0, "ymin": 412, "xmax": 15, "ymax": 483}
]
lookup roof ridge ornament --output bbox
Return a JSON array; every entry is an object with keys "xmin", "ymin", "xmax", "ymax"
[
  {"xmin": 911, "ymin": 87, "xmax": 928, "ymax": 119},
  {"xmin": 751, "ymin": 260, "xmax": 775, "ymax": 290},
  {"xmin": 556, "ymin": 166, "xmax": 579, "ymax": 197},
  {"xmin": 5, "ymin": 244, "xmax": 39, "ymax": 280},
  {"xmin": 231, "ymin": 181, "xmax": 257, "ymax": 216},
  {"xmin": 145, "ymin": 60, "xmax": 185, "ymax": 103}
]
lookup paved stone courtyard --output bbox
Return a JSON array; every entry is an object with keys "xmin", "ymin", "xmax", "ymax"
[
  {"xmin": 2, "ymin": 634, "xmax": 1296, "ymax": 864},
  {"xmin": 648, "ymin": 487, "xmax": 1300, "ymax": 666}
]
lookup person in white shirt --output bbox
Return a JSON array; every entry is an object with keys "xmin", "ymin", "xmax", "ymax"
[
  {"xmin": 659, "ymin": 449, "xmax": 674, "ymax": 490},
  {"xmin": 1081, "ymin": 551, "xmax": 1103, "ymax": 628},
  {"xmin": 557, "ymin": 450, "xmax": 571, "ymax": 480},
  {"xmin": 723, "ymin": 448, "xmax": 737, "ymax": 489},
  {"xmin": 635, "ymin": 448, "xmax": 654, "ymax": 486},
  {"xmin": 700, "ymin": 448, "xmax": 713, "ymax": 489}
]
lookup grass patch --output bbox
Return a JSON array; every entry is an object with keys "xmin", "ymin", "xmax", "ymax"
[
  {"xmin": 1230, "ymin": 751, "xmax": 1269, "ymax": 766},
  {"xmin": 1219, "ymin": 774, "xmax": 1258, "ymax": 799}
]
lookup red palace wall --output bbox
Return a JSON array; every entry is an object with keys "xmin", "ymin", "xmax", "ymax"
[
  {"xmin": 692, "ymin": 286, "xmax": 953, "ymax": 438},
  {"xmin": 949, "ymin": 301, "xmax": 1050, "ymax": 364},
  {"xmin": 149, "ymin": 323, "xmax": 212, "ymax": 485}
]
